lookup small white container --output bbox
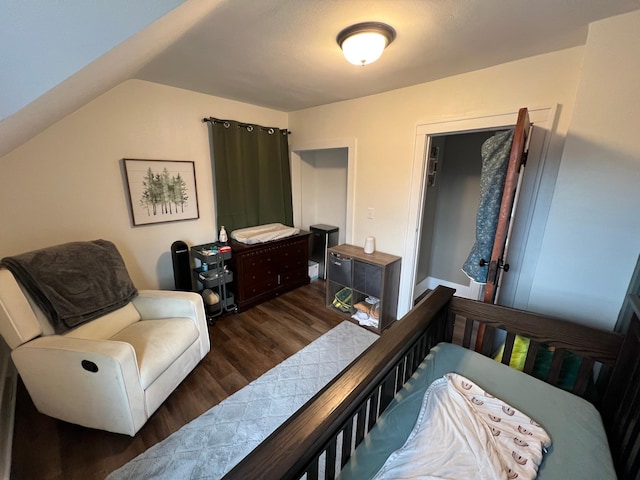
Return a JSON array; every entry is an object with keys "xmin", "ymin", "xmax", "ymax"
[
  {"xmin": 364, "ymin": 236, "xmax": 375, "ymax": 254},
  {"xmin": 308, "ymin": 261, "xmax": 319, "ymax": 281}
]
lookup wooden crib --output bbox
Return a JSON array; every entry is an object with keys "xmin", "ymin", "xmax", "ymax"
[{"xmin": 223, "ymin": 286, "xmax": 640, "ymax": 479}]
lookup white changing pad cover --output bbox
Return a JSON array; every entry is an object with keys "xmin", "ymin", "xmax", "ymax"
[
  {"xmin": 372, "ymin": 373, "xmax": 551, "ymax": 480},
  {"xmin": 230, "ymin": 223, "xmax": 300, "ymax": 244}
]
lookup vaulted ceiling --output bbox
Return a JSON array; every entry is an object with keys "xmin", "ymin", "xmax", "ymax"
[
  {"xmin": 134, "ymin": 0, "xmax": 640, "ymax": 111},
  {"xmin": 3, "ymin": 0, "xmax": 640, "ymax": 156}
]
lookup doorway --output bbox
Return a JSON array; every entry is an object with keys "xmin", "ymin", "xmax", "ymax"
[
  {"xmin": 415, "ymin": 130, "xmax": 501, "ymax": 301},
  {"xmin": 399, "ymin": 107, "xmax": 560, "ymax": 317}
]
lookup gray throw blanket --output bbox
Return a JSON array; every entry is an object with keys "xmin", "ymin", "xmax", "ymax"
[{"xmin": 0, "ymin": 239, "xmax": 138, "ymax": 333}]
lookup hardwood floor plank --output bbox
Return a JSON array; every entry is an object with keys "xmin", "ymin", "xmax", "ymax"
[{"xmin": 10, "ymin": 280, "xmax": 343, "ymax": 479}]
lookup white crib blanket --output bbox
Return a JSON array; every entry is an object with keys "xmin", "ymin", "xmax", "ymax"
[{"xmin": 372, "ymin": 373, "xmax": 551, "ymax": 480}]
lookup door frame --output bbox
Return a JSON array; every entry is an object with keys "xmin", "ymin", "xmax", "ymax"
[
  {"xmin": 289, "ymin": 138, "xmax": 357, "ymax": 245},
  {"xmin": 398, "ymin": 106, "xmax": 559, "ymax": 317}
]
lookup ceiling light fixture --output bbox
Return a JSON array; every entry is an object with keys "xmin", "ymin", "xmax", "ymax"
[{"xmin": 337, "ymin": 22, "xmax": 396, "ymax": 66}]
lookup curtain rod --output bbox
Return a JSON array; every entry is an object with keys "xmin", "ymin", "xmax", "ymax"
[{"xmin": 202, "ymin": 117, "xmax": 291, "ymax": 135}]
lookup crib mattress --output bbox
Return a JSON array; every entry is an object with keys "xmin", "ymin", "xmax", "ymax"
[{"xmin": 338, "ymin": 342, "xmax": 616, "ymax": 480}]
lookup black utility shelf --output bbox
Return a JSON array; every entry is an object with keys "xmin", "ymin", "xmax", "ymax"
[{"xmin": 191, "ymin": 243, "xmax": 237, "ymax": 324}]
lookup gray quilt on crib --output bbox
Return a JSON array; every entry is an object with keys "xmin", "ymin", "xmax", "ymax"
[
  {"xmin": 0, "ymin": 239, "xmax": 137, "ymax": 333},
  {"xmin": 462, "ymin": 129, "xmax": 514, "ymax": 283}
]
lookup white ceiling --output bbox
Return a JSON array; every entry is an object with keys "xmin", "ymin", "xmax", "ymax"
[
  {"xmin": 3, "ymin": 0, "xmax": 640, "ymax": 157},
  {"xmin": 134, "ymin": 0, "xmax": 640, "ymax": 112}
]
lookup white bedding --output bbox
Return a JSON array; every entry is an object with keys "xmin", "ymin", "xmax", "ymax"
[
  {"xmin": 372, "ymin": 373, "xmax": 551, "ymax": 480},
  {"xmin": 230, "ymin": 223, "xmax": 300, "ymax": 244}
]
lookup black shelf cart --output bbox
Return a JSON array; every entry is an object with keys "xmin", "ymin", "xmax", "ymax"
[{"xmin": 191, "ymin": 243, "xmax": 237, "ymax": 324}]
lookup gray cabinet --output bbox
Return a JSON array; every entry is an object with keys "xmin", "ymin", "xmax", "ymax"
[{"xmin": 326, "ymin": 244, "xmax": 401, "ymax": 333}]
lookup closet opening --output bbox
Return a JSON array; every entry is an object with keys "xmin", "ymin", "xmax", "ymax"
[
  {"xmin": 399, "ymin": 107, "xmax": 560, "ymax": 318},
  {"xmin": 290, "ymin": 139, "xmax": 356, "ymax": 246},
  {"xmin": 415, "ymin": 129, "xmax": 506, "ymax": 302},
  {"xmin": 297, "ymin": 148, "xmax": 348, "ymax": 244}
]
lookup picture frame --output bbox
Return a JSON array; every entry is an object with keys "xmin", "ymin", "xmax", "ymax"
[{"xmin": 123, "ymin": 159, "xmax": 199, "ymax": 226}]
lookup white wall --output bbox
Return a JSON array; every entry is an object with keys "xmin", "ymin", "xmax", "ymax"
[
  {"xmin": 0, "ymin": 79, "xmax": 287, "ymax": 290},
  {"xmin": 289, "ymin": 47, "xmax": 582, "ymax": 278},
  {"xmin": 528, "ymin": 11, "xmax": 640, "ymax": 329}
]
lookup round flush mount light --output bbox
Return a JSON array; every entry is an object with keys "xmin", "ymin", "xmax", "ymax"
[{"xmin": 337, "ymin": 22, "xmax": 396, "ymax": 66}]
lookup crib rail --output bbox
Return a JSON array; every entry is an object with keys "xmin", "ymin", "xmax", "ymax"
[
  {"xmin": 447, "ymin": 296, "xmax": 623, "ymax": 401},
  {"xmin": 602, "ymin": 294, "xmax": 640, "ymax": 479},
  {"xmin": 223, "ymin": 288, "xmax": 639, "ymax": 480},
  {"xmin": 222, "ymin": 286, "xmax": 455, "ymax": 480},
  {"xmin": 448, "ymin": 295, "xmax": 640, "ymax": 479}
]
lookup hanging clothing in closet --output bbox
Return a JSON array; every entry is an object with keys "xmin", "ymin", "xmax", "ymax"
[{"xmin": 461, "ymin": 129, "xmax": 514, "ymax": 283}]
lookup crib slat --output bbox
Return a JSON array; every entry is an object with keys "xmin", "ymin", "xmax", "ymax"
[
  {"xmin": 479, "ymin": 325, "xmax": 495, "ymax": 356},
  {"xmin": 622, "ymin": 399, "xmax": 640, "ymax": 459},
  {"xmin": 410, "ymin": 341, "xmax": 421, "ymax": 371},
  {"xmin": 502, "ymin": 332, "xmax": 516, "ymax": 366},
  {"xmin": 396, "ymin": 357, "xmax": 407, "ymax": 391},
  {"xmin": 445, "ymin": 309, "xmax": 456, "ymax": 342},
  {"xmin": 619, "ymin": 372, "xmax": 640, "ymax": 451},
  {"xmin": 573, "ymin": 357, "xmax": 594, "ymax": 396},
  {"xmin": 380, "ymin": 369, "xmax": 396, "ymax": 412},
  {"xmin": 421, "ymin": 331, "xmax": 431, "ymax": 358},
  {"xmin": 340, "ymin": 418, "xmax": 353, "ymax": 468},
  {"xmin": 368, "ymin": 389, "xmax": 380, "ymax": 431},
  {"xmin": 434, "ymin": 308, "xmax": 447, "ymax": 345},
  {"xmin": 621, "ymin": 358, "xmax": 640, "ymax": 424},
  {"xmin": 306, "ymin": 457, "xmax": 319, "ymax": 480},
  {"xmin": 628, "ymin": 451, "xmax": 640, "ymax": 480},
  {"xmin": 619, "ymin": 391, "xmax": 640, "ymax": 478},
  {"xmin": 546, "ymin": 348, "xmax": 566, "ymax": 386},
  {"xmin": 405, "ymin": 348, "xmax": 415, "ymax": 380},
  {"xmin": 355, "ymin": 404, "xmax": 366, "ymax": 445},
  {"xmin": 325, "ymin": 438, "xmax": 336, "ymax": 479},
  {"xmin": 462, "ymin": 315, "xmax": 473, "ymax": 348},
  {"xmin": 523, "ymin": 340, "xmax": 538, "ymax": 374}
]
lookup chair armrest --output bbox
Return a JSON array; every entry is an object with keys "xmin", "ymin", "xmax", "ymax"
[
  {"xmin": 133, "ymin": 290, "xmax": 204, "ymax": 320},
  {"xmin": 12, "ymin": 335, "xmax": 146, "ymax": 435},
  {"xmin": 133, "ymin": 290, "xmax": 209, "ymax": 357}
]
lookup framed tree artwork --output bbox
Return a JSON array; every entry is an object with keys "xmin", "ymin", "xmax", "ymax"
[{"xmin": 123, "ymin": 159, "xmax": 199, "ymax": 226}]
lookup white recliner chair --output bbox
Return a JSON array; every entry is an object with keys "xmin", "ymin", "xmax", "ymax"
[{"xmin": 0, "ymin": 268, "xmax": 210, "ymax": 436}]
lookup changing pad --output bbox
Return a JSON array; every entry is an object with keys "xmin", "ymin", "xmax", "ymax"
[{"xmin": 230, "ymin": 223, "xmax": 299, "ymax": 244}]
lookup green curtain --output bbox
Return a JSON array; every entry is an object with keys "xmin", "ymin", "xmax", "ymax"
[{"xmin": 207, "ymin": 119, "xmax": 293, "ymax": 234}]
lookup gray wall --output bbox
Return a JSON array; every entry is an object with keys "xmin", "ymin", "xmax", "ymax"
[
  {"xmin": 422, "ymin": 131, "xmax": 494, "ymax": 286},
  {"xmin": 416, "ymin": 136, "xmax": 445, "ymax": 283}
]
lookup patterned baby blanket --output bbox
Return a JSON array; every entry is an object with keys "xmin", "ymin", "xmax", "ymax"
[
  {"xmin": 372, "ymin": 373, "xmax": 551, "ymax": 479},
  {"xmin": 462, "ymin": 129, "xmax": 514, "ymax": 283}
]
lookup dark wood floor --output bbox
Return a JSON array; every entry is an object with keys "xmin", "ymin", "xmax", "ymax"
[{"xmin": 10, "ymin": 280, "xmax": 344, "ymax": 480}]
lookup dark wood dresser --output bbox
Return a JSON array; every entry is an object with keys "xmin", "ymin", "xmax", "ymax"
[{"xmin": 228, "ymin": 231, "xmax": 311, "ymax": 311}]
